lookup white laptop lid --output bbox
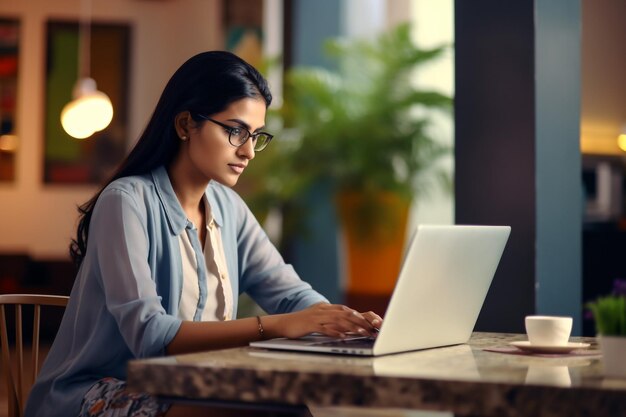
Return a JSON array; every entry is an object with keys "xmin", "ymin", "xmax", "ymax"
[
  {"xmin": 250, "ymin": 224, "xmax": 510, "ymax": 356},
  {"xmin": 372, "ymin": 224, "xmax": 510, "ymax": 355}
]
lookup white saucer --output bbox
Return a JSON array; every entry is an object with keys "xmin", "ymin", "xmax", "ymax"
[{"xmin": 509, "ymin": 341, "xmax": 590, "ymax": 353}]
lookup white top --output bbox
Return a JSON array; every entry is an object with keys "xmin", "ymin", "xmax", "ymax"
[{"xmin": 178, "ymin": 196, "xmax": 233, "ymax": 321}]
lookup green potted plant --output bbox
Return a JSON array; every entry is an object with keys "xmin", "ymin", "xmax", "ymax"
[
  {"xmin": 586, "ymin": 279, "xmax": 626, "ymax": 378},
  {"xmin": 246, "ymin": 24, "xmax": 452, "ymax": 305}
]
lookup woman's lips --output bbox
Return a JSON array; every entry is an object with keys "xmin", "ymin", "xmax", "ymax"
[{"xmin": 228, "ymin": 164, "xmax": 245, "ymax": 174}]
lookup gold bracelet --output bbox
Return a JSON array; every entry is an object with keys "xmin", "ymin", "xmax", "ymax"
[{"xmin": 256, "ymin": 315, "xmax": 265, "ymax": 339}]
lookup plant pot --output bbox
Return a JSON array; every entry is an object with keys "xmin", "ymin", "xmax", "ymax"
[
  {"xmin": 336, "ymin": 191, "xmax": 410, "ymax": 313},
  {"xmin": 599, "ymin": 335, "xmax": 626, "ymax": 378}
]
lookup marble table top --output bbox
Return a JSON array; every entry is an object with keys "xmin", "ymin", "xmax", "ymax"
[{"xmin": 127, "ymin": 332, "xmax": 626, "ymax": 417}]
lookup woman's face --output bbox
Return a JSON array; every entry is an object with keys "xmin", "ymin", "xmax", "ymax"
[{"xmin": 184, "ymin": 97, "xmax": 267, "ymax": 187}]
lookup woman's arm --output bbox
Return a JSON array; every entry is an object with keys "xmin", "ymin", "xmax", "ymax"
[
  {"xmin": 172, "ymin": 186, "xmax": 383, "ymax": 357},
  {"xmin": 167, "ymin": 303, "xmax": 382, "ymax": 355},
  {"xmin": 92, "ymin": 187, "xmax": 183, "ymax": 358},
  {"xmin": 217, "ymin": 186, "xmax": 328, "ymax": 313}
]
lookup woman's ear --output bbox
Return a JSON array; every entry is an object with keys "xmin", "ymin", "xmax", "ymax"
[{"xmin": 174, "ymin": 111, "xmax": 192, "ymax": 141}]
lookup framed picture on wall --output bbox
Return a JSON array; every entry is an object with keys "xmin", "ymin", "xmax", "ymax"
[
  {"xmin": 44, "ymin": 20, "xmax": 130, "ymax": 184},
  {"xmin": 0, "ymin": 18, "xmax": 19, "ymax": 182}
]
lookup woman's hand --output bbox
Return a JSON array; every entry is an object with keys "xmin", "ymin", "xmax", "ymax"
[
  {"xmin": 265, "ymin": 303, "xmax": 383, "ymax": 339},
  {"xmin": 167, "ymin": 304, "xmax": 384, "ymax": 354}
]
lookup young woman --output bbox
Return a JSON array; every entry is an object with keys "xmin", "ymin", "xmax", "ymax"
[{"xmin": 24, "ymin": 51, "xmax": 381, "ymax": 417}]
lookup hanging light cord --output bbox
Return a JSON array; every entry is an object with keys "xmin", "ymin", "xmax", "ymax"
[{"xmin": 78, "ymin": 0, "xmax": 91, "ymax": 79}]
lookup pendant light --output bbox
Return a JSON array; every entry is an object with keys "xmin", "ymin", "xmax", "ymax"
[{"xmin": 60, "ymin": 0, "xmax": 113, "ymax": 139}]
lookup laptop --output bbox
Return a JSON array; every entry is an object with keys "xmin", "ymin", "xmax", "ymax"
[{"xmin": 250, "ymin": 224, "xmax": 511, "ymax": 356}]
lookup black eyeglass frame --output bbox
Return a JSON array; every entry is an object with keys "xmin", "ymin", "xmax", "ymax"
[{"xmin": 194, "ymin": 114, "xmax": 274, "ymax": 152}]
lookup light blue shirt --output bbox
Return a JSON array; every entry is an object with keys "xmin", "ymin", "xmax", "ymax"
[{"xmin": 25, "ymin": 166, "xmax": 328, "ymax": 417}]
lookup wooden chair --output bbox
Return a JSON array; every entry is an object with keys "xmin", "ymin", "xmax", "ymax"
[{"xmin": 0, "ymin": 294, "xmax": 69, "ymax": 417}]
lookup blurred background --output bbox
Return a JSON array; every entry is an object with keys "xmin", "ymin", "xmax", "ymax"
[{"xmin": 0, "ymin": 0, "xmax": 624, "ymax": 338}]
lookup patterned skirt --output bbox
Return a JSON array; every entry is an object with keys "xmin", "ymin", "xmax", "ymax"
[{"xmin": 79, "ymin": 377, "xmax": 170, "ymax": 417}]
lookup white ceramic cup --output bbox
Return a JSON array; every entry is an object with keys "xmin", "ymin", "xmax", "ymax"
[{"xmin": 525, "ymin": 315, "xmax": 573, "ymax": 346}]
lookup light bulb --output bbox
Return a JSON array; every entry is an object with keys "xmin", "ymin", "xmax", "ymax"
[
  {"xmin": 60, "ymin": 78, "xmax": 114, "ymax": 139},
  {"xmin": 618, "ymin": 134, "xmax": 626, "ymax": 153},
  {"xmin": 618, "ymin": 123, "xmax": 626, "ymax": 153}
]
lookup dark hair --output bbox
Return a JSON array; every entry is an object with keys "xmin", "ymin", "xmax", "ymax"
[{"xmin": 70, "ymin": 51, "xmax": 272, "ymax": 265}]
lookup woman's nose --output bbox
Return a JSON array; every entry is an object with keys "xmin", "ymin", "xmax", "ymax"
[{"xmin": 237, "ymin": 138, "xmax": 256, "ymax": 160}]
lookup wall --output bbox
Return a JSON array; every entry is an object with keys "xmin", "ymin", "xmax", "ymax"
[
  {"xmin": 580, "ymin": 0, "xmax": 626, "ymax": 155},
  {"xmin": 0, "ymin": 0, "xmax": 221, "ymax": 258}
]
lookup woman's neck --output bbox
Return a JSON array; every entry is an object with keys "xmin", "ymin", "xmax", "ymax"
[{"xmin": 167, "ymin": 156, "xmax": 209, "ymax": 214}]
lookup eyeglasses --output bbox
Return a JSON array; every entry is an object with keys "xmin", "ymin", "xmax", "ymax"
[{"xmin": 195, "ymin": 114, "xmax": 273, "ymax": 152}]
